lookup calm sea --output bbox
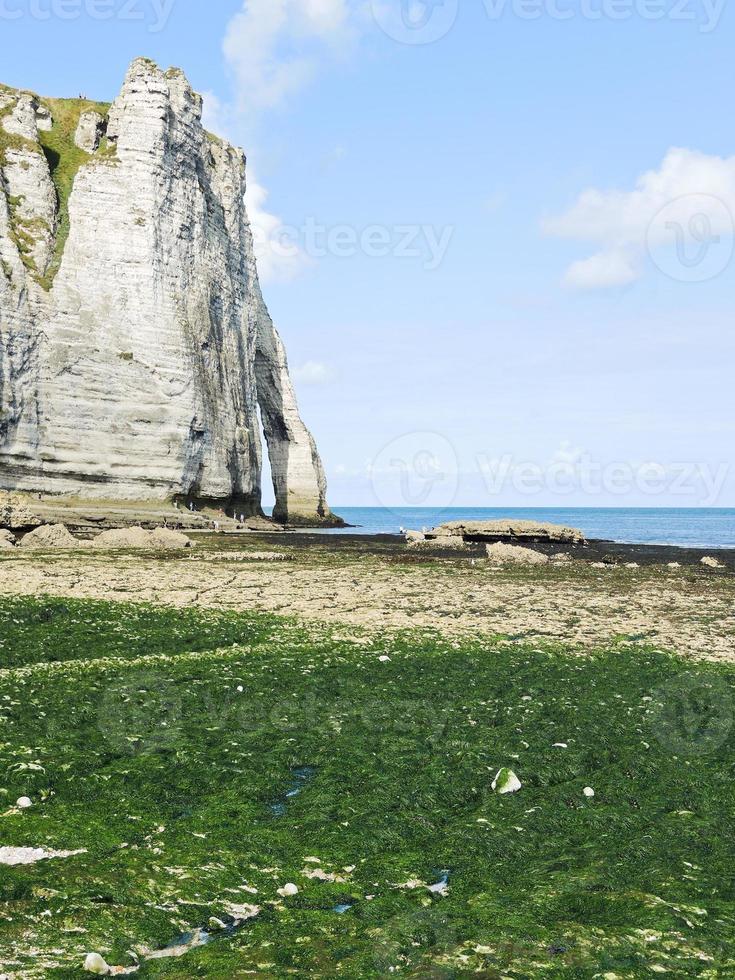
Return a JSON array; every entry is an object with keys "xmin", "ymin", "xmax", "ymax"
[{"xmin": 296, "ymin": 507, "xmax": 735, "ymax": 549}]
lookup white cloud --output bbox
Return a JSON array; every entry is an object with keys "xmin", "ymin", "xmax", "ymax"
[
  {"xmin": 202, "ymin": 91, "xmax": 311, "ymax": 283},
  {"xmin": 544, "ymin": 148, "xmax": 735, "ymax": 289},
  {"xmin": 245, "ymin": 178, "xmax": 313, "ymax": 282},
  {"xmin": 223, "ymin": 0, "xmax": 352, "ymax": 117},
  {"xmin": 204, "ymin": 3, "xmax": 364, "ymax": 283},
  {"xmin": 292, "ymin": 360, "xmax": 336, "ymax": 384},
  {"xmin": 562, "ymin": 249, "xmax": 638, "ymax": 290},
  {"xmin": 200, "ymin": 89, "xmax": 229, "ymax": 138}
]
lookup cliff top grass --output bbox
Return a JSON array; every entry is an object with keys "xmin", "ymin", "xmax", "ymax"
[{"xmin": 0, "ymin": 594, "xmax": 734, "ymax": 977}]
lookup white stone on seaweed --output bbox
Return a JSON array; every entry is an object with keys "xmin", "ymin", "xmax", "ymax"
[
  {"xmin": 16, "ymin": 796, "xmax": 32, "ymax": 808},
  {"xmin": 0, "ymin": 846, "xmax": 86, "ymax": 865},
  {"xmin": 583, "ymin": 787, "xmax": 595, "ymax": 798},
  {"xmin": 226, "ymin": 902, "xmax": 260, "ymax": 922},
  {"xmin": 277, "ymin": 882, "xmax": 299, "ymax": 897},
  {"xmin": 84, "ymin": 952, "xmax": 110, "ymax": 975},
  {"xmin": 492, "ymin": 768, "xmax": 522, "ymax": 794},
  {"xmin": 303, "ymin": 867, "xmax": 346, "ymax": 882}
]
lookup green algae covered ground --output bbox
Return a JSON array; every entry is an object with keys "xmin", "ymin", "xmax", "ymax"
[{"xmin": 1, "ymin": 595, "xmax": 734, "ymax": 978}]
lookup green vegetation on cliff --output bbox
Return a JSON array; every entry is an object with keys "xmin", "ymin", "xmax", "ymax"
[
  {"xmin": 0, "ymin": 87, "xmax": 110, "ymax": 288},
  {"xmin": 0, "ymin": 93, "xmax": 44, "ymax": 275},
  {"xmin": 36, "ymin": 97, "xmax": 111, "ymax": 289}
]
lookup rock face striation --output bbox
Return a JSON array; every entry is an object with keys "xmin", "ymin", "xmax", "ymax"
[{"xmin": 0, "ymin": 59, "xmax": 338, "ymax": 525}]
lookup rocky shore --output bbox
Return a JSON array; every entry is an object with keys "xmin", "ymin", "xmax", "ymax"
[{"xmin": 0, "ymin": 521, "xmax": 732, "ymax": 660}]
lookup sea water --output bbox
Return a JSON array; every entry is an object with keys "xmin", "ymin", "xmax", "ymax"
[{"xmin": 291, "ymin": 507, "xmax": 735, "ymax": 548}]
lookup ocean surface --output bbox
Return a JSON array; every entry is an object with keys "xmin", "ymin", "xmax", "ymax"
[{"xmin": 295, "ymin": 507, "xmax": 735, "ymax": 549}]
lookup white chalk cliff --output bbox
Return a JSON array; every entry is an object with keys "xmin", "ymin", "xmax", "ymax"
[{"xmin": 0, "ymin": 58, "xmax": 338, "ymax": 525}]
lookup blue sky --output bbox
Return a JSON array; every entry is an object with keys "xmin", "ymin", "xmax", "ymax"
[{"xmin": 2, "ymin": 0, "xmax": 733, "ymax": 508}]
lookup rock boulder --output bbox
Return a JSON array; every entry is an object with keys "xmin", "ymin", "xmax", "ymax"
[
  {"xmin": 73, "ymin": 110, "xmax": 106, "ymax": 153},
  {"xmin": 431, "ymin": 520, "xmax": 585, "ymax": 544},
  {"xmin": 0, "ymin": 528, "xmax": 16, "ymax": 550},
  {"xmin": 486, "ymin": 543, "xmax": 549, "ymax": 566},
  {"xmin": 20, "ymin": 524, "xmax": 85, "ymax": 549}
]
